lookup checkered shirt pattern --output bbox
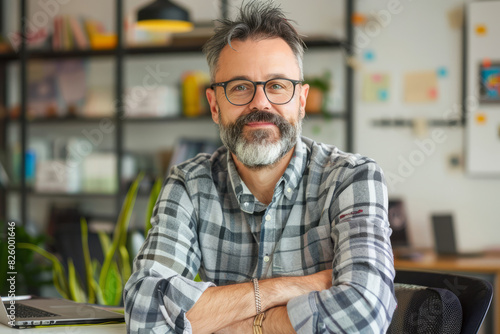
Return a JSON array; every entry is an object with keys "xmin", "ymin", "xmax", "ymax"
[{"xmin": 124, "ymin": 136, "xmax": 397, "ymax": 333}]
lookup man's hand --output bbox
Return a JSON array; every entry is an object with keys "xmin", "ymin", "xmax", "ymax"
[{"xmin": 187, "ymin": 269, "xmax": 333, "ymax": 334}]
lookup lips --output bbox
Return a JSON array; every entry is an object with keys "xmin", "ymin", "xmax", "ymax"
[{"xmin": 246, "ymin": 122, "xmax": 276, "ymax": 127}]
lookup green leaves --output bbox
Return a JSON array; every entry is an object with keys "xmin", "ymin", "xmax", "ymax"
[
  {"xmin": 17, "ymin": 173, "xmax": 144, "ymax": 306},
  {"xmin": 145, "ymin": 177, "xmax": 162, "ymax": 238},
  {"xmin": 98, "ymin": 173, "xmax": 143, "ymax": 305}
]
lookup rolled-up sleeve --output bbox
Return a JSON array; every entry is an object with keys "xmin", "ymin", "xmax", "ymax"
[
  {"xmin": 124, "ymin": 168, "xmax": 215, "ymax": 334},
  {"xmin": 287, "ymin": 161, "xmax": 397, "ymax": 333}
]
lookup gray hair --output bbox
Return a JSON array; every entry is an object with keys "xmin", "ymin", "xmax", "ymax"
[{"xmin": 203, "ymin": 0, "xmax": 306, "ymax": 83}]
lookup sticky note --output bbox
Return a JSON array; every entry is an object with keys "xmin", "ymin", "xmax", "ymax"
[
  {"xmin": 475, "ymin": 24, "xmax": 487, "ymax": 36},
  {"xmin": 352, "ymin": 13, "xmax": 366, "ymax": 26},
  {"xmin": 428, "ymin": 87, "xmax": 438, "ymax": 99},
  {"xmin": 362, "ymin": 73, "xmax": 390, "ymax": 102},
  {"xmin": 378, "ymin": 89, "xmax": 388, "ymax": 101},
  {"xmin": 363, "ymin": 50, "xmax": 375, "ymax": 62},
  {"xmin": 475, "ymin": 113, "xmax": 487, "ymax": 124},
  {"xmin": 404, "ymin": 71, "xmax": 439, "ymax": 103},
  {"xmin": 437, "ymin": 67, "xmax": 448, "ymax": 78},
  {"xmin": 372, "ymin": 74, "xmax": 382, "ymax": 82}
]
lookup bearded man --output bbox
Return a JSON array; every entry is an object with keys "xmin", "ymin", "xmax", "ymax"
[{"xmin": 124, "ymin": 2, "xmax": 396, "ymax": 333}]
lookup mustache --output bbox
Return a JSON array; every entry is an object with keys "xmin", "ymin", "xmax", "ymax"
[{"xmin": 235, "ymin": 111, "xmax": 287, "ymax": 128}]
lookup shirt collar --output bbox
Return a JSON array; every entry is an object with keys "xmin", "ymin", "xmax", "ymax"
[{"xmin": 227, "ymin": 137, "xmax": 307, "ymax": 213}]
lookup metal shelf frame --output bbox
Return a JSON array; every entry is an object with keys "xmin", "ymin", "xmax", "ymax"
[{"xmin": 0, "ymin": 0, "xmax": 355, "ymax": 226}]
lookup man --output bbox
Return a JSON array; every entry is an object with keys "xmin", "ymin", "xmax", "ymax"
[{"xmin": 124, "ymin": 1, "xmax": 397, "ymax": 333}]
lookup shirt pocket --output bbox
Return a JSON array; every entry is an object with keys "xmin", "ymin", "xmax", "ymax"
[{"xmin": 273, "ymin": 224, "xmax": 334, "ymax": 276}]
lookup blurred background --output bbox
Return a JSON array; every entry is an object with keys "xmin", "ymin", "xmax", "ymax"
[{"xmin": 0, "ymin": 1, "xmax": 499, "ymax": 330}]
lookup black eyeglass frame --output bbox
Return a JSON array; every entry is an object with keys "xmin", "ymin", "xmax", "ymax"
[{"xmin": 210, "ymin": 78, "xmax": 303, "ymax": 106}]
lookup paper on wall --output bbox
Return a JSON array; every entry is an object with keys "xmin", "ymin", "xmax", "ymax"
[
  {"xmin": 403, "ymin": 71, "xmax": 439, "ymax": 103},
  {"xmin": 362, "ymin": 73, "xmax": 390, "ymax": 102},
  {"xmin": 447, "ymin": 7, "xmax": 463, "ymax": 30}
]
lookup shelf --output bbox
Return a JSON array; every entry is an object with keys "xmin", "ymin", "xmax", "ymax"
[
  {"xmin": 4, "ymin": 113, "xmax": 344, "ymax": 126},
  {"xmin": 6, "ymin": 115, "xmax": 214, "ymax": 124},
  {"xmin": 30, "ymin": 191, "xmax": 116, "ymax": 199},
  {"xmin": 8, "ymin": 187, "xmax": 116, "ymax": 198},
  {"xmin": 28, "ymin": 116, "xmax": 112, "ymax": 124},
  {"xmin": 0, "ymin": 38, "xmax": 345, "ymax": 62},
  {"xmin": 123, "ymin": 115, "xmax": 212, "ymax": 123}
]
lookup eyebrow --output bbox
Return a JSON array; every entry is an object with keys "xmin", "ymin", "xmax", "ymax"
[{"xmin": 225, "ymin": 74, "xmax": 295, "ymax": 82}]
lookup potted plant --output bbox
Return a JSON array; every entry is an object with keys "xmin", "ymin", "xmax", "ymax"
[
  {"xmin": 304, "ymin": 71, "xmax": 332, "ymax": 114},
  {"xmin": 18, "ymin": 173, "xmax": 164, "ymax": 306}
]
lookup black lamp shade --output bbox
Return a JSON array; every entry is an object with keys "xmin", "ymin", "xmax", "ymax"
[{"xmin": 137, "ymin": 0, "xmax": 193, "ymax": 32}]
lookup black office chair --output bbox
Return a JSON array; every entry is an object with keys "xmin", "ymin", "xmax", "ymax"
[{"xmin": 388, "ymin": 270, "xmax": 493, "ymax": 334}]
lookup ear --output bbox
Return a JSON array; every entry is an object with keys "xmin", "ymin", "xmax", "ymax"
[
  {"xmin": 206, "ymin": 88, "xmax": 220, "ymax": 124},
  {"xmin": 299, "ymin": 83, "xmax": 310, "ymax": 119}
]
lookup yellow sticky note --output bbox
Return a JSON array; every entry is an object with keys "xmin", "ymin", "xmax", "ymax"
[
  {"xmin": 475, "ymin": 24, "xmax": 487, "ymax": 36},
  {"xmin": 404, "ymin": 71, "xmax": 439, "ymax": 103},
  {"xmin": 475, "ymin": 113, "xmax": 487, "ymax": 125},
  {"xmin": 362, "ymin": 73, "xmax": 390, "ymax": 102}
]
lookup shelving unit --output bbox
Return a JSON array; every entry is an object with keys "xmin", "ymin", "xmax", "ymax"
[{"xmin": 0, "ymin": 0, "xmax": 355, "ymax": 226}]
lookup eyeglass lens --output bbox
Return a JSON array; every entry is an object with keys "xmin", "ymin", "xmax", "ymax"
[{"xmin": 225, "ymin": 79, "xmax": 295, "ymax": 105}]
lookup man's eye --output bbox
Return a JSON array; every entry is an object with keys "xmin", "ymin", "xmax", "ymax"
[
  {"xmin": 270, "ymin": 84, "xmax": 284, "ymax": 90},
  {"xmin": 234, "ymin": 85, "xmax": 247, "ymax": 91}
]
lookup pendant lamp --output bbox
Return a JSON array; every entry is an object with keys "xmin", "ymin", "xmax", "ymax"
[{"xmin": 137, "ymin": 0, "xmax": 193, "ymax": 32}]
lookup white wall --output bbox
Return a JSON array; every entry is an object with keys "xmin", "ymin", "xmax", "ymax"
[{"xmin": 353, "ymin": 0, "xmax": 500, "ymax": 252}]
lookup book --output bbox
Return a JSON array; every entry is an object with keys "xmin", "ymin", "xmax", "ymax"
[
  {"xmin": 69, "ymin": 16, "xmax": 89, "ymax": 49},
  {"xmin": 27, "ymin": 62, "xmax": 60, "ymax": 118}
]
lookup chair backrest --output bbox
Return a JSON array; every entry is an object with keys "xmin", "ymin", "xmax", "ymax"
[{"xmin": 388, "ymin": 270, "xmax": 493, "ymax": 334}]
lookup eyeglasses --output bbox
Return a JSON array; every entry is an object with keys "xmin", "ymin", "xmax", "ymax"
[{"xmin": 211, "ymin": 78, "xmax": 303, "ymax": 106}]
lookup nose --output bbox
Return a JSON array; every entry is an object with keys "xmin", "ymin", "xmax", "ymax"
[{"xmin": 248, "ymin": 84, "xmax": 272, "ymax": 111}]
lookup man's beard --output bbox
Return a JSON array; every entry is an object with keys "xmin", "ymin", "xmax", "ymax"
[{"xmin": 218, "ymin": 109, "xmax": 302, "ymax": 169}]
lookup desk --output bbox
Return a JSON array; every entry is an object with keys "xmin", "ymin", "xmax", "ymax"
[
  {"xmin": 394, "ymin": 250, "xmax": 500, "ymax": 334},
  {"xmin": 0, "ymin": 323, "xmax": 126, "ymax": 333}
]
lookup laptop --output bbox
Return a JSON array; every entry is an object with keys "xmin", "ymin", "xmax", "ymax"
[
  {"xmin": 431, "ymin": 214, "xmax": 482, "ymax": 257},
  {"xmin": 0, "ymin": 295, "xmax": 124, "ymax": 329}
]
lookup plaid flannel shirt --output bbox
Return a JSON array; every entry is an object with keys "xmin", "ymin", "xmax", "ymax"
[{"xmin": 124, "ymin": 136, "xmax": 397, "ymax": 333}]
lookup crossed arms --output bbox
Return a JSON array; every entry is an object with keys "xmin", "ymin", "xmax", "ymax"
[{"xmin": 187, "ymin": 270, "xmax": 333, "ymax": 334}]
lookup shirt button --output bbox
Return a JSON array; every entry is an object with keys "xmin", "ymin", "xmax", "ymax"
[
  {"xmin": 263, "ymin": 256, "xmax": 270, "ymax": 262},
  {"xmin": 265, "ymin": 215, "xmax": 271, "ymax": 221},
  {"xmin": 287, "ymin": 187, "xmax": 292, "ymax": 193}
]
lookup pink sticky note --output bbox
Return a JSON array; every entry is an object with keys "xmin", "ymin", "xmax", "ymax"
[
  {"xmin": 372, "ymin": 74, "xmax": 382, "ymax": 82},
  {"xmin": 428, "ymin": 87, "xmax": 438, "ymax": 99}
]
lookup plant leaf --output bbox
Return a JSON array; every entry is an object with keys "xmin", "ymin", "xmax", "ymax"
[
  {"xmin": 102, "ymin": 261, "xmax": 122, "ymax": 306},
  {"xmin": 99, "ymin": 173, "xmax": 142, "ymax": 302},
  {"xmin": 68, "ymin": 258, "xmax": 86, "ymax": 303},
  {"xmin": 17, "ymin": 242, "xmax": 70, "ymax": 299},
  {"xmin": 118, "ymin": 245, "xmax": 131, "ymax": 283},
  {"xmin": 80, "ymin": 218, "xmax": 95, "ymax": 304},
  {"xmin": 145, "ymin": 177, "xmax": 162, "ymax": 238},
  {"xmin": 98, "ymin": 231, "xmax": 111, "ymax": 256}
]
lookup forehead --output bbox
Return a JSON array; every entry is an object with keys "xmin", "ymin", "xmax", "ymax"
[{"xmin": 216, "ymin": 37, "xmax": 300, "ymax": 81}]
